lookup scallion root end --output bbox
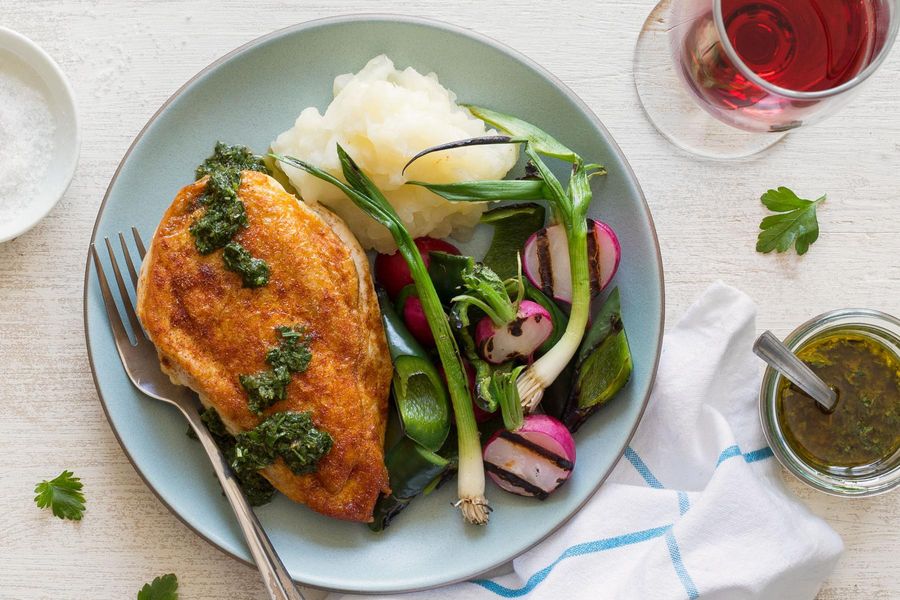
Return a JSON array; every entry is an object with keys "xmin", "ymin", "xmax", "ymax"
[
  {"xmin": 455, "ymin": 496, "xmax": 491, "ymax": 525},
  {"xmin": 517, "ymin": 368, "xmax": 545, "ymax": 412}
]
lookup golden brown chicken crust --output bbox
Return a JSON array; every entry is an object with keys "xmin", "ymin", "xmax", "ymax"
[{"xmin": 136, "ymin": 171, "xmax": 391, "ymax": 522}]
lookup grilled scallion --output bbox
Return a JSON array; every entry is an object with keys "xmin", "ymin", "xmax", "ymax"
[
  {"xmin": 273, "ymin": 148, "xmax": 491, "ymax": 525},
  {"xmin": 407, "ymin": 107, "xmax": 605, "ymax": 411}
]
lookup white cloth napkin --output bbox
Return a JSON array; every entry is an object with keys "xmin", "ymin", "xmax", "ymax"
[{"xmin": 330, "ymin": 282, "xmax": 843, "ymax": 600}]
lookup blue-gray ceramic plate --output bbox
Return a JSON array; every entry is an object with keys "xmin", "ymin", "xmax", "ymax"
[{"xmin": 84, "ymin": 15, "xmax": 664, "ymax": 594}]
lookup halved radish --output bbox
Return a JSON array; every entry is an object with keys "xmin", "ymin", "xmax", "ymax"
[
  {"xmin": 400, "ymin": 296, "xmax": 435, "ymax": 348},
  {"xmin": 375, "ymin": 237, "xmax": 461, "ymax": 299},
  {"xmin": 523, "ymin": 220, "xmax": 620, "ymax": 304},
  {"xmin": 483, "ymin": 414, "xmax": 575, "ymax": 499},
  {"xmin": 475, "ymin": 300, "xmax": 553, "ymax": 364}
]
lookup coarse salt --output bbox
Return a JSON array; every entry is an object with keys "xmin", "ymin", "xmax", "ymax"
[{"xmin": 0, "ymin": 67, "xmax": 56, "ymax": 222}]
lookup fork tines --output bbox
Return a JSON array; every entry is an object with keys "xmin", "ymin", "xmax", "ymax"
[{"xmin": 90, "ymin": 227, "xmax": 147, "ymax": 348}]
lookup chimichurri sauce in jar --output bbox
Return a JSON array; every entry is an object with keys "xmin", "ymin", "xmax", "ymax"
[{"xmin": 777, "ymin": 332, "xmax": 900, "ymax": 470}]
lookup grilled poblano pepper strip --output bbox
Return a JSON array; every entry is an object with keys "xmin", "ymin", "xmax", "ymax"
[
  {"xmin": 564, "ymin": 288, "xmax": 632, "ymax": 432},
  {"xmin": 480, "ymin": 203, "xmax": 546, "ymax": 280},
  {"xmin": 377, "ymin": 288, "xmax": 451, "ymax": 452},
  {"xmin": 369, "ymin": 437, "xmax": 451, "ymax": 532},
  {"xmin": 428, "ymin": 251, "xmax": 474, "ymax": 304},
  {"xmin": 273, "ymin": 148, "xmax": 490, "ymax": 525}
]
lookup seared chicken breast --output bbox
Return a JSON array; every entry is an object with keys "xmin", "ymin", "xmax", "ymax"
[{"xmin": 136, "ymin": 170, "xmax": 392, "ymax": 522}]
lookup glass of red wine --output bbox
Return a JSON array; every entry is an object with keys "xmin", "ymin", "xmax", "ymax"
[{"xmin": 635, "ymin": 0, "xmax": 900, "ymax": 159}]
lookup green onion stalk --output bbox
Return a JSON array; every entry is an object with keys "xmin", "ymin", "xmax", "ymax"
[
  {"xmin": 515, "ymin": 146, "xmax": 594, "ymax": 411},
  {"xmin": 407, "ymin": 105, "xmax": 604, "ymax": 412},
  {"xmin": 273, "ymin": 148, "xmax": 490, "ymax": 525}
]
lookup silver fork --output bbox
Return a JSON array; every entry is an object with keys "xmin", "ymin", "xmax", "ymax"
[{"xmin": 90, "ymin": 228, "xmax": 304, "ymax": 600}]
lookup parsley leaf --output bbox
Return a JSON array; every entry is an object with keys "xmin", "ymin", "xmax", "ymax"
[
  {"xmin": 137, "ymin": 573, "xmax": 179, "ymax": 600},
  {"xmin": 34, "ymin": 470, "xmax": 85, "ymax": 520},
  {"xmin": 756, "ymin": 187, "xmax": 825, "ymax": 255}
]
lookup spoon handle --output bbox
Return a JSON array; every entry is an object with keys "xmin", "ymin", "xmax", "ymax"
[{"xmin": 753, "ymin": 331, "xmax": 838, "ymax": 411}]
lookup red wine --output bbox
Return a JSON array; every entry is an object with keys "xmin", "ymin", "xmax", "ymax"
[
  {"xmin": 678, "ymin": 0, "xmax": 881, "ymax": 131},
  {"xmin": 724, "ymin": 0, "xmax": 876, "ymax": 92}
]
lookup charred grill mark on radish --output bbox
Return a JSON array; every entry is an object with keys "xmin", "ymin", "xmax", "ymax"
[
  {"xmin": 535, "ymin": 229, "xmax": 555, "ymax": 298},
  {"xmin": 484, "ymin": 462, "xmax": 551, "ymax": 500},
  {"xmin": 478, "ymin": 336, "xmax": 524, "ymax": 363},
  {"xmin": 475, "ymin": 301, "xmax": 553, "ymax": 365},
  {"xmin": 508, "ymin": 315, "xmax": 526, "ymax": 337},
  {"xmin": 586, "ymin": 228, "xmax": 602, "ymax": 295},
  {"xmin": 498, "ymin": 431, "xmax": 575, "ymax": 470},
  {"xmin": 483, "ymin": 415, "xmax": 575, "ymax": 499},
  {"xmin": 523, "ymin": 220, "xmax": 621, "ymax": 304}
]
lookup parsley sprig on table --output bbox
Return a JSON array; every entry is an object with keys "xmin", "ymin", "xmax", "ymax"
[
  {"xmin": 756, "ymin": 187, "xmax": 825, "ymax": 255},
  {"xmin": 33, "ymin": 470, "xmax": 85, "ymax": 520},
  {"xmin": 137, "ymin": 573, "xmax": 179, "ymax": 600}
]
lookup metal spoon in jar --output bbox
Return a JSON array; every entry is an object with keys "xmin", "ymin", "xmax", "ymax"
[{"xmin": 753, "ymin": 330, "xmax": 838, "ymax": 411}]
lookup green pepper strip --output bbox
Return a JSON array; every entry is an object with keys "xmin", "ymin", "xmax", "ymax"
[
  {"xmin": 369, "ymin": 437, "xmax": 450, "ymax": 532},
  {"xmin": 567, "ymin": 288, "xmax": 633, "ymax": 431},
  {"xmin": 377, "ymin": 288, "xmax": 451, "ymax": 452}
]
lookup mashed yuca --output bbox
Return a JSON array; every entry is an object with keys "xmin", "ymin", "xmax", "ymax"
[{"xmin": 271, "ymin": 55, "xmax": 518, "ymax": 252}]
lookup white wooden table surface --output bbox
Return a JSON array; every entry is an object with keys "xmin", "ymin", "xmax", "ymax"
[{"xmin": 1, "ymin": 1, "xmax": 898, "ymax": 598}]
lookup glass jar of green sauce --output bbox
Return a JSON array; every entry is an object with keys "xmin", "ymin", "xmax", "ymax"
[{"xmin": 760, "ymin": 309, "xmax": 900, "ymax": 496}]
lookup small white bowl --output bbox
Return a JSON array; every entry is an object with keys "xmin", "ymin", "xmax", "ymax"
[{"xmin": 0, "ymin": 27, "xmax": 80, "ymax": 243}]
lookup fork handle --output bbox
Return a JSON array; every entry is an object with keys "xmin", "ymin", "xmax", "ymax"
[{"xmin": 181, "ymin": 405, "xmax": 305, "ymax": 600}]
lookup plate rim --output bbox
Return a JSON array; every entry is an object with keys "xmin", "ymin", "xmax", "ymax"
[{"xmin": 82, "ymin": 13, "xmax": 665, "ymax": 594}]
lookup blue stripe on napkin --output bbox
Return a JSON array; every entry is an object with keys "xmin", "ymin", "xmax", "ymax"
[
  {"xmin": 471, "ymin": 525, "xmax": 673, "ymax": 598},
  {"xmin": 743, "ymin": 447, "xmax": 775, "ymax": 463},
  {"xmin": 716, "ymin": 444, "xmax": 775, "ymax": 466},
  {"xmin": 624, "ymin": 447, "xmax": 664, "ymax": 488},
  {"xmin": 473, "ymin": 444, "xmax": 774, "ymax": 598},
  {"xmin": 677, "ymin": 491, "xmax": 690, "ymax": 516},
  {"xmin": 665, "ymin": 530, "xmax": 700, "ymax": 600}
]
